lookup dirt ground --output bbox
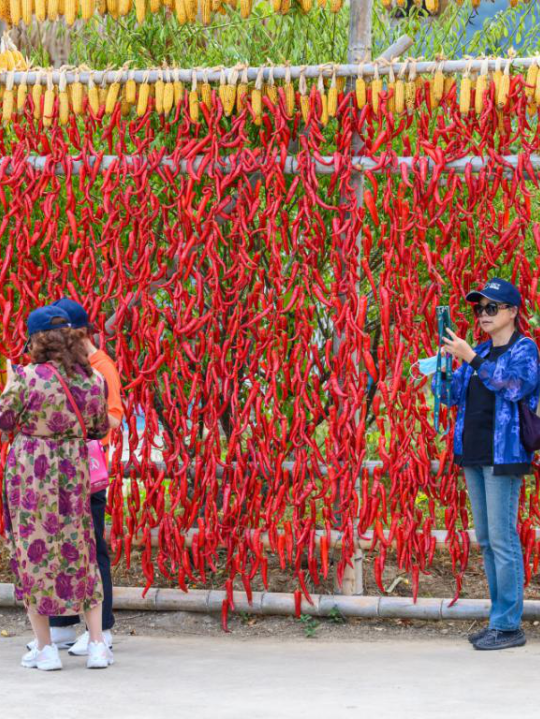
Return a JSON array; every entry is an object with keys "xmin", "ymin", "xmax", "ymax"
[{"xmin": 4, "ymin": 543, "xmax": 540, "ymax": 642}]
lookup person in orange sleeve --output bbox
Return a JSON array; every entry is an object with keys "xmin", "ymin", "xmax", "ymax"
[{"xmin": 38, "ymin": 298, "xmax": 123, "ymax": 657}]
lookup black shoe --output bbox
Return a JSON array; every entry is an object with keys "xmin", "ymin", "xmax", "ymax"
[
  {"xmin": 474, "ymin": 628, "xmax": 526, "ymax": 651},
  {"xmin": 468, "ymin": 627, "xmax": 490, "ymax": 645}
]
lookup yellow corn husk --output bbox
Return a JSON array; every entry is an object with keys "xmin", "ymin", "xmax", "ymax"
[
  {"xmin": 425, "ymin": 0, "xmax": 438, "ymax": 11},
  {"xmin": 433, "ymin": 70, "xmax": 444, "ymax": 102},
  {"xmin": 221, "ymin": 84, "xmax": 235, "ymax": 116},
  {"xmin": 16, "ymin": 83, "xmax": 27, "ymax": 111},
  {"xmin": 265, "ymin": 83, "xmax": 278, "ymax": 105},
  {"xmin": 64, "ymin": 0, "xmax": 78, "ymax": 23},
  {"xmin": 0, "ymin": 0, "xmax": 11, "ymax": 20},
  {"xmin": 43, "ymin": 88, "xmax": 55, "ymax": 127},
  {"xmin": 394, "ymin": 79, "xmax": 405, "ymax": 114},
  {"xmin": 370, "ymin": 78, "xmax": 382, "ymax": 113},
  {"xmin": 355, "ymin": 77, "xmax": 366, "ymax": 108},
  {"xmin": 328, "ymin": 0, "xmax": 340, "ymax": 11},
  {"xmin": 32, "ymin": 83, "xmax": 43, "ymax": 119},
  {"xmin": 283, "ymin": 82, "xmax": 294, "ymax": 116},
  {"xmin": 137, "ymin": 83, "xmax": 150, "ymax": 116},
  {"xmin": 59, "ymin": 0, "xmax": 65, "ymax": 12},
  {"xmin": 59, "ymin": 91, "xmax": 69, "ymax": 125},
  {"xmin": 272, "ymin": 0, "xmax": 280, "ymax": 10},
  {"xmin": 81, "ymin": 0, "xmax": 94, "ymax": 17},
  {"xmin": 2, "ymin": 90, "xmax": 14, "ymax": 123},
  {"xmin": 327, "ymin": 85, "xmax": 338, "ymax": 117},
  {"xmin": 163, "ymin": 82, "xmax": 174, "ymax": 114},
  {"xmin": 189, "ymin": 89, "xmax": 199, "ymax": 122},
  {"xmin": 459, "ymin": 76, "xmax": 471, "ymax": 115},
  {"xmin": 319, "ymin": 91, "xmax": 328, "ymax": 126},
  {"xmin": 149, "ymin": 0, "xmax": 159, "ymax": 11},
  {"xmin": 236, "ymin": 82, "xmax": 247, "ymax": 112},
  {"xmin": 201, "ymin": 0, "xmax": 210, "ymax": 23},
  {"xmin": 155, "ymin": 79, "xmax": 164, "ymax": 114},
  {"xmin": 35, "ymin": 0, "xmax": 46, "ymax": 21},
  {"xmin": 47, "ymin": 0, "xmax": 59, "ymax": 18},
  {"xmin": 173, "ymin": 80, "xmax": 184, "ymax": 106},
  {"xmin": 118, "ymin": 0, "xmax": 129, "ymax": 11},
  {"xmin": 251, "ymin": 87, "xmax": 262, "ymax": 123},
  {"xmin": 492, "ymin": 68, "xmax": 502, "ymax": 99},
  {"xmin": 105, "ymin": 81, "xmax": 121, "ymax": 114},
  {"xmin": 200, "ymin": 82, "xmax": 212, "ymax": 109},
  {"xmin": 239, "ymin": 0, "xmax": 249, "ymax": 17},
  {"xmin": 21, "ymin": 0, "xmax": 32, "ymax": 24},
  {"xmin": 125, "ymin": 78, "xmax": 136, "ymax": 104},
  {"xmin": 299, "ymin": 0, "xmax": 311, "ymax": 11},
  {"xmin": 497, "ymin": 73, "xmax": 510, "ymax": 109},
  {"xmin": 71, "ymin": 81, "xmax": 84, "ymax": 114},
  {"xmin": 174, "ymin": 0, "xmax": 186, "ymax": 21},
  {"xmin": 525, "ymin": 64, "xmax": 538, "ymax": 99},
  {"xmin": 135, "ymin": 0, "xmax": 145, "ymax": 20},
  {"xmin": 300, "ymin": 94, "xmax": 309, "ymax": 123},
  {"xmin": 88, "ymin": 85, "xmax": 100, "ymax": 114},
  {"xmin": 475, "ymin": 74, "xmax": 487, "ymax": 115}
]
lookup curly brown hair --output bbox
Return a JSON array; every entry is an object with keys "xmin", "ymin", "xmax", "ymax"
[{"xmin": 28, "ymin": 319, "xmax": 93, "ymax": 378}]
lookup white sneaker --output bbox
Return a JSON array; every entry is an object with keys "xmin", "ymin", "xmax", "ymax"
[
  {"xmin": 26, "ymin": 626, "xmax": 77, "ymax": 652},
  {"xmin": 21, "ymin": 644, "xmax": 63, "ymax": 671},
  {"xmin": 87, "ymin": 641, "xmax": 114, "ymax": 669},
  {"xmin": 69, "ymin": 630, "xmax": 113, "ymax": 657}
]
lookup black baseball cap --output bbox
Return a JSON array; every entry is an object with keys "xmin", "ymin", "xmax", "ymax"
[
  {"xmin": 27, "ymin": 306, "xmax": 71, "ymax": 336},
  {"xmin": 51, "ymin": 298, "xmax": 89, "ymax": 329},
  {"xmin": 465, "ymin": 278, "xmax": 522, "ymax": 307}
]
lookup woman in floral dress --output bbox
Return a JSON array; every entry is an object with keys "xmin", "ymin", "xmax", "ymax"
[{"xmin": 0, "ymin": 306, "xmax": 112, "ymax": 671}]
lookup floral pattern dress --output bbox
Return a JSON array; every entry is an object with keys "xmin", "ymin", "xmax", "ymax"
[{"xmin": 0, "ymin": 362, "xmax": 110, "ymax": 616}]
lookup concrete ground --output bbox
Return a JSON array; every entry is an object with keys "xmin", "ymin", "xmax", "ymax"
[{"xmin": 1, "ymin": 633, "xmax": 539, "ymax": 719}]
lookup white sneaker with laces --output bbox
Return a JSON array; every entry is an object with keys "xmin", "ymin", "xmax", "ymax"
[
  {"xmin": 26, "ymin": 626, "xmax": 77, "ymax": 652},
  {"xmin": 87, "ymin": 641, "xmax": 114, "ymax": 669},
  {"xmin": 69, "ymin": 630, "xmax": 113, "ymax": 656},
  {"xmin": 21, "ymin": 644, "xmax": 63, "ymax": 671}
]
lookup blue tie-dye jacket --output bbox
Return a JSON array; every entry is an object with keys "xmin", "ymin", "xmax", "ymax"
[{"xmin": 433, "ymin": 333, "xmax": 540, "ymax": 475}]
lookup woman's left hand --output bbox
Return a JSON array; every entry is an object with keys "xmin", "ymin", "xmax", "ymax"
[{"xmin": 442, "ymin": 329, "xmax": 477, "ymax": 364}]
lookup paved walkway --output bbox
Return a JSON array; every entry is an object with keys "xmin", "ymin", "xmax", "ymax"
[{"xmin": 1, "ymin": 633, "xmax": 538, "ymax": 718}]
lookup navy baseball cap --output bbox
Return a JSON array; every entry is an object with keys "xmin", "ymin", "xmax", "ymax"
[
  {"xmin": 27, "ymin": 307, "xmax": 71, "ymax": 336},
  {"xmin": 465, "ymin": 278, "xmax": 522, "ymax": 307},
  {"xmin": 51, "ymin": 298, "xmax": 89, "ymax": 329}
]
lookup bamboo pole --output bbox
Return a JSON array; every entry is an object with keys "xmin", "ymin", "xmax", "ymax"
[
  {"xmin": 2, "ymin": 154, "xmax": 536, "ymax": 177},
  {"xmin": 4, "ymin": 581, "xmax": 540, "ymax": 621},
  {"xmin": 0, "ymin": 56, "xmax": 533, "ymax": 85}
]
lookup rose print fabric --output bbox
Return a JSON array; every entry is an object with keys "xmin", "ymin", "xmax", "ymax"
[{"xmin": 0, "ymin": 362, "xmax": 110, "ymax": 615}]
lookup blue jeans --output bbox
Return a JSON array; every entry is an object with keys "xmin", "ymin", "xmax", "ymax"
[{"xmin": 464, "ymin": 467, "xmax": 523, "ymax": 632}]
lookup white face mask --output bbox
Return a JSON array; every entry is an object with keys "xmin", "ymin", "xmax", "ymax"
[{"xmin": 410, "ymin": 354, "xmax": 439, "ymax": 378}]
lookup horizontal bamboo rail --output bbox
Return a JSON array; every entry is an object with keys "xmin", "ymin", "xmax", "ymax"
[
  {"xmin": 1, "ymin": 155, "xmax": 537, "ymax": 177},
  {"xmin": 3, "ymin": 581, "xmax": 540, "ymax": 621},
  {"xmin": 0, "ymin": 56, "xmax": 534, "ymax": 86}
]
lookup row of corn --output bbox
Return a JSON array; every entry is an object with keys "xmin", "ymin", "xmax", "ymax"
[
  {"xmin": 382, "ymin": 0, "xmax": 527, "ymax": 11},
  {"xmin": 2, "ymin": 61, "xmax": 540, "ymax": 125},
  {"xmin": 0, "ymin": 0, "xmax": 343, "ymax": 27}
]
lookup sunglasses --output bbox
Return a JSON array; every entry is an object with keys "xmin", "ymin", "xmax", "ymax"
[{"xmin": 473, "ymin": 302, "xmax": 513, "ymax": 317}]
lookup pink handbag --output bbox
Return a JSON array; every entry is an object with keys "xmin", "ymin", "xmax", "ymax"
[{"xmin": 45, "ymin": 364, "xmax": 110, "ymax": 494}]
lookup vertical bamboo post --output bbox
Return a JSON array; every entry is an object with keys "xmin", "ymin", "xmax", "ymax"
[{"xmin": 337, "ymin": 0, "xmax": 373, "ymax": 597}]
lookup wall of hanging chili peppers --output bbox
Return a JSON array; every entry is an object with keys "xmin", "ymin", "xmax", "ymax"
[{"xmin": 0, "ymin": 67, "xmax": 539, "ymax": 630}]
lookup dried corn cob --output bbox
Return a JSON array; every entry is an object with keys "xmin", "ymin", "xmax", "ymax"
[
  {"xmin": 460, "ymin": 74, "xmax": 472, "ymax": 115},
  {"xmin": 328, "ymin": 72, "xmax": 338, "ymax": 117},
  {"xmin": 43, "ymin": 75, "xmax": 56, "ymax": 128},
  {"xmin": 525, "ymin": 62, "xmax": 538, "ymax": 99},
  {"xmin": 17, "ymin": 76, "xmax": 27, "ymax": 111},
  {"xmin": 328, "ymin": 0, "xmax": 340, "ymax": 11},
  {"xmin": 135, "ymin": 0, "xmax": 145, "ymax": 21},
  {"xmin": 118, "ymin": 0, "xmax": 130, "ymax": 12},
  {"xmin": 201, "ymin": 0, "xmax": 211, "ymax": 24},
  {"xmin": 189, "ymin": 71, "xmax": 199, "ymax": 122},
  {"xmin": 65, "ymin": 0, "xmax": 78, "ymax": 24},
  {"xmin": 318, "ymin": 74, "xmax": 328, "ymax": 127},
  {"xmin": 88, "ymin": 76, "xmax": 100, "ymax": 115},
  {"xmin": 2, "ymin": 72, "xmax": 14, "ymax": 123},
  {"xmin": 370, "ymin": 66, "xmax": 383, "ymax": 114},
  {"xmin": 125, "ymin": 75, "xmax": 136, "ymax": 104},
  {"xmin": 137, "ymin": 78, "xmax": 150, "ymax": 116},
  {"xmin": 21, "ymin": 0, "xmax": 32, "ymax": 24},
  {"xmin": 173, "ymin": 69, "xmax": 184, "ymax": 107},
  {"xmin": 497, "ymin": 62, "xmax": 511, "ymax": 109},
  {"xmin": 58, "ymin": 73, "xmax": 69, "ymax": 125},
  {"xmin": 106, "ymin": 78, "xmax": 121, "ymax": 115},
  {"xmin": 35, "ymin": 0, "xmax": 46, "ymax": 21},
  {"xmin": 425, "ymin": 0, "xmax": 438, "ymax": 11},
  {"xmin": 0, "ymin": 0, "xmax": 11, "ymax": 20},
  {"xmin": 236, "ymin": 67, "xmax": 248, "ymax": 112},
  {"xmin": 149, "ymin": 0, "xmax": 160, "ymax": 11},
  {"xmin": 71, "ymin": 75, "xmax": 84, "ymax": 115},
  {"xmin": 299, "ymin": 0, "xmax": 311, "ymax": 11},
  {"xmin": 174, "ymin": 0, "xmax": 186, "ymax": 21},
  {"xmin": 283, "ymin": 67, "xmax": 294, "ymax": 117},
  {"xmin": 163, "ymin": 72, "xmax": 174, "ymax": 115},
  {"xmin": 265, "ymin": 67, "xmax": 278, "ymax": 105},
  {"xmin": 155, "ymin": 73, "xmax": 165, "ymax": 114},
  {"xmin": 47, "ymin": 0, "xmax": 59, "ymax": 17},
  {"xmin": 239, "ymin": 0, "xmax": 250, "ymax": 18}
]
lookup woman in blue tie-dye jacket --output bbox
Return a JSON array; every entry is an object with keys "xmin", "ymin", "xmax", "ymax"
[{"xmin": 433, "ymin": 278, "xmax": 540, "ymax": 653}]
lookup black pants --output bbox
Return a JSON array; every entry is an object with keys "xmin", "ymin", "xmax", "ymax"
[{"xmin": 50, "ymin": 490, "xmax": 115, "ymax": 631}]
